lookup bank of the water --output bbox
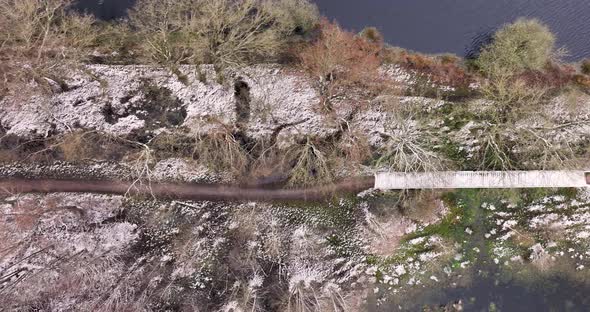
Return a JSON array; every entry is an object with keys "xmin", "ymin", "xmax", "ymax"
[
  {"xmin": 314, "ymin": 0, "xmax": 590, "ymax": 61},
  {"xmin": 76, "ymin": 0, "xmax": 590, "ymax": 62}
]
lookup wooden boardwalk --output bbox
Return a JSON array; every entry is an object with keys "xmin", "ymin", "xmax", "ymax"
[{"xmin": 375, "ymin": 171, "xmax": 590, "ymax": 190}]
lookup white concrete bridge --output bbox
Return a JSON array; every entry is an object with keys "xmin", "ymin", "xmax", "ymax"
[{"xmin": 375, "ymin": 171, "xmax": 590, "ymax": 190}]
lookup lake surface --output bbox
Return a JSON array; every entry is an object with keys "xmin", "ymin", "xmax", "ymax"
[
  {"xmin": 77, "ymin": 0, "xmax": 590, "ymax": 61},
  {"xmin": 313, "ymin": 0, "xmax": 590, "ymax": 61}
]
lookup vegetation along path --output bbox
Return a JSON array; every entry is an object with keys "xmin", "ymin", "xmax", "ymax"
[{"xmin": 0, "ymin": 177, "xmax": 375, "ymax": 202}]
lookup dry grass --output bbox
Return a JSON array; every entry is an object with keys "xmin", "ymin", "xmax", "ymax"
[
  {"xmin": 0, "ymin": 0, "xmax": 97, "ymax": 96},
  {"xmin": 0, "ymin": 195, "xmax": 136, "ymax": 312},
  {"xmin": 14, "ymin": 131, "xmax": 136, "ymax": 164},
  {"xmin": 469, "ymin": 116, "xmax": 581, "ymax": 171},
  {"xmin": 191, "ymin": 123, "xmax": 250, "ymax": 177},
  {"xmin": 284, "ymin": 137, "xmax": 333, "ymax": 187},
  {"xmin": 58, "ymin": 132, "xmax": 96, "ymax": 162},
  {"xmin": 222, "ymin": 280, "xmax": 265, "ymax": 312},
  {"xmin": 334, "ymin": 128, "xmax": 372, "ymax": 170},
  {"xmin": 125, "ymin": 142, "xmax": 157, "ymax": 195},
  {"xmin": 479, "ymin": 74, "xmax": 549, "ymax": 120},
  {"xmin": 284, "ymin": 280, "xmax": 349, "ymax": 312},
  {"xmin": 149, "ymin": 131, "xmax": 195, "ymax": 159},
  {"xmin": 375, "ymin": 122, "xmax": 444, "ymax": 173}
]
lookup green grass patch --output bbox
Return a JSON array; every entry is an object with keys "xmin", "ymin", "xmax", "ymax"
[
  {"xmin": 276, "ymin": 197, "xmax": 365, "ymax": 258},
  {"xmin": 403, "ymin": 190, "xmax": 478, "ymax": 242},
  {"xmin": 275, "ymin": 197, "xmax": 359, "ymax": 229}
]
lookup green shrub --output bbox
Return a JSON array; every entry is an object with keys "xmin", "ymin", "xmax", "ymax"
[
  {"xmin": 129, "ymin": 0, "xmax": 319, "ymax": 68},
  {"xmin": 264, "ymin": 0, "xmax": 320, "ymax": 36},
  {"xmin": 92, "ymin": 22, "xmax": 140, "ymax": 64},
  {"xmin": 475, "ymin": 18, "xmax": 556, "ymax": 77},
  {"xmin": 582, "ymin": 59, "xmax": 590, "ymax": 75},
  {"xmin": 359, "ymin": 26, "xmax": 384, "ymax": 45}
]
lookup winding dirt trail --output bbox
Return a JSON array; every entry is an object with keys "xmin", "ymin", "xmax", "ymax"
[{"xmin": 0, "ymin": 177, "xmax": 375, "ymax": 202}]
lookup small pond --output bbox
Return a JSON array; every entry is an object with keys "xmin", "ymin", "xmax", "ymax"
[{"xmin": 366, "ymin": 189, "xmax": 590, "ymax": 311}]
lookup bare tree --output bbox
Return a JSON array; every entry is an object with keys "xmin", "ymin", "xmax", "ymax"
[
  {"xmin": 129, "ymin": 0, "xmax": 319, "ymax": 69},
  {"xmin": 298, "ymin": 20, "xmax": 381, "ymax": 111}
]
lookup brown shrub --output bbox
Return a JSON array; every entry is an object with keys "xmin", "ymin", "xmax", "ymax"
[
  {"xmin": 381, "ymin": 47, "xmax": 474, "ymax": 89},
  {"xmin": 298, "ymin": 19, "xmax": 382, "ymax": 111},
  {"xmin": 380, "ymin": 46, "xmax": 408, "ymax": 64},
  {"xmin": 440, "ymin": 53, "xmax": 461, "ymax": 65},
  {"xmin": 300, "ymin": 20, "xmax": 381, "ymax": 82},
  {"xmin": 400, "ymin": 190, "xmax": 445, "ymax": 223},
  {"xmin": 54, "ymin": 131, "xmax": 134, "ymax": 163},
  {"xmin": 390, "ymin": 49, "xmax": 472, "ymax": 88},
  {"xmin": 516, "ymin": 63, "xmax": 576, "ymax": 91}
]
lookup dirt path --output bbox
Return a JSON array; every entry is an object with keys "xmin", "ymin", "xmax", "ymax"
[{"xmin": 0, "ymin": 177, "xmax": 375, "ymax": 202}]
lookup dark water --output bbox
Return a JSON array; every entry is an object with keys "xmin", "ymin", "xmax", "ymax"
[
  {"xmin": 370, "ymin": 189, "xmax": 590, "ymax": 312},
  {"xmin": 314, "ymin": 0, "xmax": 590, "ymax": 61},
  {"xmin": 77, "ymin": 0, "xmax": 590, "ymax": 61},
  {"xmin": 389, "ymin": 267, "xmax": 590, "ymax": 312},
  {"xmin": 75, "ymin": 0, "xmax": 133, "ymax": 21}
]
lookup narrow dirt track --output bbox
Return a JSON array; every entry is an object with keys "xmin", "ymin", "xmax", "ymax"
[{"xmin": 0, "ymin": 177, "xmax": 375, "ymax": 202}]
